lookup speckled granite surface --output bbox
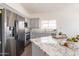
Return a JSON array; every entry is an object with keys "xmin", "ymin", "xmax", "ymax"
[{"xmin": 31, "ymin": 36, "xmax": 79, "ymax": 56}]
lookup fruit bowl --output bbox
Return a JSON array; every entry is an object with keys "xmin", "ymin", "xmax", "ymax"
[
  {"xmin": 67, "ymin": 41, "xmax": 79, "ymax": 49},
  {"xmin": 53, "ymin": 34, "xmax": 67, "ymax": 39}
]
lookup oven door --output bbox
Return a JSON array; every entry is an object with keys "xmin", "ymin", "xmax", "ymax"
[{"xmin": 25, "ymin": 32, "xmax": 30, "ymax": 46}]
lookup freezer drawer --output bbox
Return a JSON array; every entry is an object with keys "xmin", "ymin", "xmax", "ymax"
[{"xmin": 16, "ymin": 40, "xmax": 24, "ymax": 56}]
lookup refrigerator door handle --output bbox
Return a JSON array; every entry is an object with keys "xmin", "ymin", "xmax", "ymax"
[{"xmin": 0, "ymin": 41, "xmax": 1, "ymax": 44}]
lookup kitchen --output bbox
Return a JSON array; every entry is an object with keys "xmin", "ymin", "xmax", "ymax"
[{"xmin": 0, "ymin": 3, "xmax": 79, "ymax": 56}]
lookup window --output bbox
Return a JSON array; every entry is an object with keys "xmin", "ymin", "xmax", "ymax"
[{"xmin": 40, "ymin": 20, "xmax": 56, "ymax": 29}]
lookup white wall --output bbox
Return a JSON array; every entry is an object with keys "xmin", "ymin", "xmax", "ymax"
[
  {"xmin": 57, "ymin": 11, "xmax": 79, "ymax": 37},
  {"xmin": 30, "ymin": 5, "xmax": 79, "ymax": 37}
]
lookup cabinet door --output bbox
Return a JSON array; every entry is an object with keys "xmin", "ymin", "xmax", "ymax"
[{"xmin": 6, "ymin": 10, "xmax": 16, "ymax": 27}]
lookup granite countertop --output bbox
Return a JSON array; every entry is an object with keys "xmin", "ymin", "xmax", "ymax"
[{"xmin": 31, "ymin": 36, "xmax": 79, "ymax": 56}]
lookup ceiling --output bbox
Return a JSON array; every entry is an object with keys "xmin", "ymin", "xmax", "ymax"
[{"xmin": 21, "ymin": 3, "xmax": 79, "ymax": 14}]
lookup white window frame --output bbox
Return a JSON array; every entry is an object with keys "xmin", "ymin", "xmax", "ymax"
[{"xmin": 40, "ymin": 20, "xmax": 56, "ymax": 30}]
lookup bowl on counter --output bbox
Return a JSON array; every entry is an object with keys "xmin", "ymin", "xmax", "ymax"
[
  {"xmin": 65, "ymin": 41, "xmax": 79, "ymax": 49},
  {"xmin": 52, "ymin": 34, "xmax": 67, "ymax": 39}
]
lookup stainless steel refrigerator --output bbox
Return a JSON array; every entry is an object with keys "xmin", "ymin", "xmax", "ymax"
[
  {"xmin": 0, "ymin": 9, "xmax": 8, "ymax": 56},
  {"xmin": 14, "ymin": 15, "xmax": 25, "ymax": 56},
  {"xmin": 0, "ymin": 8, "xmax": 25, "ymax": 56}
]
